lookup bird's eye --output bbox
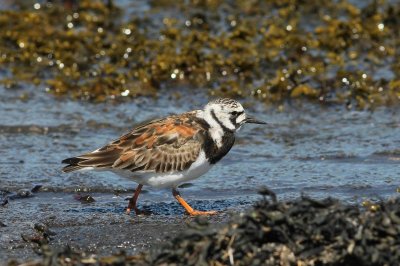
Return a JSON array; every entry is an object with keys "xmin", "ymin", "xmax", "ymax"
[{"xmin": 230, "ymin": 111, "xmax": 243, "ymax": 116}]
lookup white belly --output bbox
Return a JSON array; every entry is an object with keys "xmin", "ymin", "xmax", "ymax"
[{"xmin": 114, "ymin": 150, "xmax": 213, "ymax": 189}]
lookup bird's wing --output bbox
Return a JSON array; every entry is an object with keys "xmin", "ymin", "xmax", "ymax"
[{"xmin": 62, "ymin": 111, "xmax": 206, "ymax": 173}]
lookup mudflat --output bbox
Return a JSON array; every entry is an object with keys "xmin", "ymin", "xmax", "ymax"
[{"xmin": 0, "ymin": 191, "xmax": 233, "ymax": 263}]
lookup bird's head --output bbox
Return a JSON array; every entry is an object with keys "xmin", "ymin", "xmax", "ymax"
[{"xmin": 203, "ymin": 98, "xmax": 266, "ymax": 132}]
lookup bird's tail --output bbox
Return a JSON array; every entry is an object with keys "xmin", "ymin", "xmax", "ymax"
[{"xmin": 61, "ymin": 157, "xmax": 87, "ymax": 173}]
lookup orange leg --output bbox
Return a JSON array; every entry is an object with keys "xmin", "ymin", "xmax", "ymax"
[
  {"xmin": 126, "ymin": 184, "xmax": 143, "ymax": 215},
  {"xmin": 172, "ymin": 188, "xmax": 217, "ymax": 216}
]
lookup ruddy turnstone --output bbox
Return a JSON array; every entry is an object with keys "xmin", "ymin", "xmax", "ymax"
[{"xmin": 62, "ymin": 98, "xmax": 266, "ymax": 215}]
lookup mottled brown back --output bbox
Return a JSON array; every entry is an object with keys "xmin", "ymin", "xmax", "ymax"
[{"xmin": 62, "ymin": 111, "xmax": 206, "ymax": 174}]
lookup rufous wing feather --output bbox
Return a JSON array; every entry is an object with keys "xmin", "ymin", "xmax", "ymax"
[{"xmin": 62, "ymin": 111, "xmax": 206, "ymax": 174}]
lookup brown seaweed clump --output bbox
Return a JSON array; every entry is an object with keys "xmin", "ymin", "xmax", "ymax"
[
  {"xmin": 145, "ymin": 192, "xmax": 400, "ymax": 265},
  {"xmin": 0, "ymin": 0, "xmax": 399, "ymax": 108},
  {"xmin": 10, "ymin": 190, "xmax": 400, "ymax": 265}
]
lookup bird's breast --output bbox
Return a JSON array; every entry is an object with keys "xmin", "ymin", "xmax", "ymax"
[{"xmin": 202, "ymin": 131, "xmax": 235, "ymax": 165}]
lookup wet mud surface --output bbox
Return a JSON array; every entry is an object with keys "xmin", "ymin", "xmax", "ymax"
[{"xmin": 0, "ymin": 192, "xmax": 233, "ymax": 263}]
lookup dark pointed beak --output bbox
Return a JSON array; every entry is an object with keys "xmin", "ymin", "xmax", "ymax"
[{"xmin": 244, "ymin": 116, "xmax": 267, "ymax": 124}]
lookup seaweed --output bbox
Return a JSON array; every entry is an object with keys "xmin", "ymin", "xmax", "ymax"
[
  {"xmin": 0, "ymin": 0, "xmax": 399, "ymax": 108},
  {"xmin": 10, "ymin": 190, "xmax": 400, "ymax": 265}
]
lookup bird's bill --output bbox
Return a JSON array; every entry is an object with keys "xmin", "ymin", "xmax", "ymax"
[{"xmin": 245, "ymin": 116, "xmax": 267, "ymax": 124}]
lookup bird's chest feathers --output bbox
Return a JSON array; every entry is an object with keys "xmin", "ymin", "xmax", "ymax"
[{"xmin": 203, "ymin": 130, "xmax": 235, "ymax": 165}]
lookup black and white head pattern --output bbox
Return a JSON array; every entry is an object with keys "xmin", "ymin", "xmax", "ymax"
[{"xmin": 203, "ymin": 98, "xmax": 247, "ymax": 133}]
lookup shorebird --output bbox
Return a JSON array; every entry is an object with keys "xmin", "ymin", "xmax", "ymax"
[{"xmin": 62, "ymin": 98, "xmax": 266, "ymax": 215}]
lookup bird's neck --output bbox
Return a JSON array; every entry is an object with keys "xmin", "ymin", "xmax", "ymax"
[
  {"xmin": 199, "ymin": 109, "xmax": 229, "ymax": 148},
  {"xmin": 195, "ymin": 110, "xmax": 236, "ymax": 164}
]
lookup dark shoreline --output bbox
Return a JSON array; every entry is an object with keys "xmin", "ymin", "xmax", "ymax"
[{"xmin": 2, "ymin": 190, "xmax": 400, "ymax": 265}]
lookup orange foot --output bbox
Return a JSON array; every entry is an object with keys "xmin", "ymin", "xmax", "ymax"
[
  {"xmin": 188, "ymin": 210, "xmax": 218, "ymax": 216},
  {"xmin": 126, "ymin": 209, "xmax": 133, "ymax": 215},
  {"xmin": 172, "ymin": 188, "xmax": 218, "ymax": 216},
  {"xmin": 125, "ymin": 207, "xmax": 140, "ymax": 215},
  {"xmin": 126, "ymin": 184, "xmax": 144, "ymax": 215}
]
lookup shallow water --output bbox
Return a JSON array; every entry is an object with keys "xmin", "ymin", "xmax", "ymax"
[{"xmin": 1, "ymin": 85, "xmax": 399, "ymax": 202}]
